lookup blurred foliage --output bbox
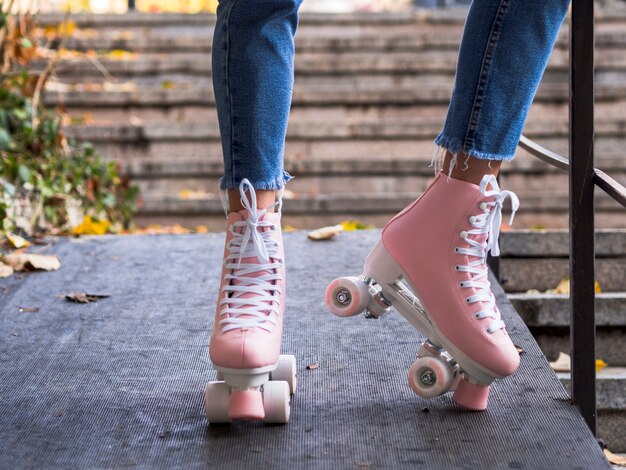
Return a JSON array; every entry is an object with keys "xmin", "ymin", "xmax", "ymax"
[{"xmin": 0, "ymin": 4, "xmax": 138, "ymax": 238}]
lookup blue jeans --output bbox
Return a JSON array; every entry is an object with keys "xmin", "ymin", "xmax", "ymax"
[{"xmin": 213, "ymin": 0, "xmax": 571, "ymax": 190}]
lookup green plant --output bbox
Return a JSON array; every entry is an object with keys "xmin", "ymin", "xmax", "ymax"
[{"xmin": 0, "ymin": 7, "xmax": 138, "ymax": 237}]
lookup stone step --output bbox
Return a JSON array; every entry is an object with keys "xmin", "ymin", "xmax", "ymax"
[
  {"xmin": 500, "ymin": 229, "xmax": 626, "ymax": 257},
  {"xmin": 31, "ymin": 47, "xmax": 626, "ymax": 84},
  {"xmin": 133, "ymin": 170, "xmax": 626, "ymax": 201},
  {"xmin": 36, "ymin": 9, "xmax": 626, "ymax": 53},
  {"xmin": 43, "ymin": 73, "xmax": 626, "ymax": 108},
  {"xmin": 559, "ymin": 368, "xmax": 626, "ymax": 452},
  {"xmin": 509, "ymin": 293, "xmax": 626, "ymax": 366},
  {"xmin": 64, "ymin": 116, "xmax": 626, "ymax": 144},
  {"xmin": 135, "ymin": 192, "xmax": 626, "ymax": 231}
]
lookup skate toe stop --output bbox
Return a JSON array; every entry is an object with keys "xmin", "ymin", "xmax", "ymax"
[
  {"xmin": 228, "ymin": 390, "xmax": 265, "ymax": 420},
  {"xmin": 452, "ymin": 378, "xmax": 490, "ymax": 411}
]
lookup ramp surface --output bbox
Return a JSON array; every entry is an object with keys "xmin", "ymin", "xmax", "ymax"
[{"xmin": 0, "ymin": 231, "xmax": 609, "ymax": 469}]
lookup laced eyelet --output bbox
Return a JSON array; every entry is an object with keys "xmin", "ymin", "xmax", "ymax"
[
  {"xmin": 469, "ymin": 216, "xmax": 476, "ymax": 224},
  {"xmin": 459, "ymin": 282, "xmax": 465, "ymax": 288},
  {"xmin": 479, "ymin": 202, "xmax": 487, "ymax": 210},
  {"xmin": 454, "ymin": 247, "xmax": 460, "ymax": 253},
  {"xmin": 460, "ymin": 230, "xmax": 468, "ymax": 239},
  {"xmin": 465, "ymin": 298, "xmax": 470, "ymax": 303},
  {"xmin": 475, "ymin": 313, "xmax": 480, "ymax": 319},
  {"xmin": 454, "ymin": 265, "xmax": 460, "ymax": 271}
]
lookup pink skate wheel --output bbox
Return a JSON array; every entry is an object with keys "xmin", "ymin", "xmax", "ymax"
[
  {"xmin": 325, "ymin": 277, "xmax": 370, "ymax": 317},
  {"xmin": 408, "ymin": 356, "xmax": 455, "ymax": 398},
  {"xmin": 228, "ymin": 390, "xmax": 265, "ymax": 420},
  {"xmin": 452, "ymin": 378, "xmax": 490, "ymax": 411}
]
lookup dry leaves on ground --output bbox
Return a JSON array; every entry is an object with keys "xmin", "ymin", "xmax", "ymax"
[
  {"xmin": 307, "ymin": 225, "xmax": 344, "ymax": 241},
  {"xmin": 0, "ymin": 263, "xmax": 14, "ymax": 278},
  {"xmin": 605, "ymin": 449, "xmax": 626, "ymax": 467},
  {"xmin": 549, "ymin": 352, "xmax": 608, "ymax": 373},
  {"xmin": 72, "ymin": 216, "xmax": 110, "ymax": 235},
  {"xmin": 64, "ymin": 292, "xmax": 110, "ymax": 304},
  {"xmin": 1, "ymin": 253, "xmax": 61, "ymax": 272},
  {"xmin": 18, "ymin": 306, "xmax": 40, "ymax": 313}
]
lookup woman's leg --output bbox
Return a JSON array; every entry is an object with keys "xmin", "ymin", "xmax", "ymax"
[
  {"xmin": 205, "ymin": 0, "xmax": 302, "ymax": 424},
  {"xmin": 437, "ymin": 0, "xmax": 571, "ymax": 183},
  {"xmin": 368, "ymin": 1, "xmax": 571, "ymax": 410},
  {"xmin": 212, "ymin": 0, "xmax": 303, "ymax": 209}
]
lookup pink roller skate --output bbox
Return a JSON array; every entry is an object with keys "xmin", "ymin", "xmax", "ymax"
[
  {"xmin": 205, "ymin": 179, "xmax": 296, "ymax": 424},
  {"xmin": 326, "ymin": 172, "xmax": 520, "ymax": 411}
]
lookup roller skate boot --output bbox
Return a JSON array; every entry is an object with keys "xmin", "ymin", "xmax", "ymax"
[
  {"xmin": 326, "ymin": 172, "xmax": 520, "ymax": 410},
  {"xmin": 205, "ymin": 179, "xmax": 296, "ymax": 424}
]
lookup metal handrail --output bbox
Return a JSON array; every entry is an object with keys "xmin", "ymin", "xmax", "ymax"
[
  {"xmin": 519, "ymin": 136, "xmax": 626, "ymax": 208},
  {"xmin": 516, "ymin": 0, "xmax": 626, "ymax": 436}
]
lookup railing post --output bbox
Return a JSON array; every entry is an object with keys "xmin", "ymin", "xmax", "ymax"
[
  {"xmin": 569, "ymin": 0, "xmax": 596, "ymax": 434},
  {"xmin": 128, "ymin": 0, "xmax": 136, "ymax": 11}
]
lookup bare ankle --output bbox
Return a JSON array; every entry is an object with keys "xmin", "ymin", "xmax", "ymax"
[
  {"xmin": 442, "ymin": 151, "xmax": 501, "ymax": 185},
  {"xmin": 227, "ymin": 188, "xmax": 277, "ymax": 212}
]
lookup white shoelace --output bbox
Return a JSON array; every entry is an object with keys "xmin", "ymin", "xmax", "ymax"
[
  {"xmin": 219, "ymin": 179, "xmax": 283, "ymax": 333},
  {"xmin": 455, "ymin": 175, "xmax": 520, "ymax": 334}
]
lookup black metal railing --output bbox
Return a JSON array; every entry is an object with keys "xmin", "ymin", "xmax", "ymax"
[{"xmin": 517, "ymin": 0, "xmax": 626, "ymax": 435}]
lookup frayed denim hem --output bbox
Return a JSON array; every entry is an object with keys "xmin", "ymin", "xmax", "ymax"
[
  {"xmin": 433, "ymin": 134, "xmax": 516, "ymax": 163},
  {"xmin": 219, "ymin": 170, "xmax": 293, "ymax": 190}
]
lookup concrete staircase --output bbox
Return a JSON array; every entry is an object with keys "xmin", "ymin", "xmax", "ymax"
[
  {"xmin": 501, "ymin": 229, "xmax": 626, "ymax": 451},
  {"xmin": 36, "ymin": 5, "xmax": 626, "ymax": 230}
]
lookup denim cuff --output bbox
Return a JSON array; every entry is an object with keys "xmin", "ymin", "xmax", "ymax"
[
  {"xmin": 434, "ymin": 134, "xmax": 516, "ymax": 162},
  {"xmin": 219, "ymin": 170, "xmax": 293, "ymax": 191}
]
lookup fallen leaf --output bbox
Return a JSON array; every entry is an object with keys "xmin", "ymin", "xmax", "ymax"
[
  {"xmin": 604, "ymin": 449, "xmax": 626, "ymax": 467},
  {"xmin": 596, "ymin": 359, "xmax": 608, "ymax": 372},
  {"xmin": 307, "ymin": 225, "xmax": 343, "ymax": 241},
  {"xmin": 549, "ymin": 352, "xmax": 571, "ymax": 372},
  {"xmin": 0, "ymin": 262, "xmax": 14, "ymax": 278},
  {"xmin": 283, "ymin": 225, "xmax": 299, "ymax": 232},
  {"xmin": 306, "ymin": 363, "xmax": 320, "ymax": 370},
  {"xmin": 18, "ymin": 306, "xmax": 40, "ymax": 313},
  {"xmin": 195, "ymin": 225, "xmax": 208, "ymax": 234},
  {"xmin": 72, "ymin": 216, "xmax": 110, "ymax": 235},
  {"xmin": 595, "ymin": 281, "xmax": 602, "ymax": 294},
  {"xmin": 514, "ymin": 345, "xmax": 525, "ymax": 355},
  {"xmin": 553, "ymin": 278, "xmax": 570, "ymax": 295},
  {"xmin": 2, "ymin": 253, "xmax": 61, "ymax": 272},
  {"xmin": 340, "ymin": 220, "xmax": 375, "ymax": 231},
  {"xmin": 64, "ymin": 292, "xmax": 110, "ymax": 304},
  {"xmin": 6, "ymin": 232, "xmax": 30, "ymax": 249}
]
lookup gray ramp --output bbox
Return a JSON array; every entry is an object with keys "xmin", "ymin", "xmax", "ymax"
[{"xmin": 0, "ymin": 231, "xmax": 609, "ymax": 469}]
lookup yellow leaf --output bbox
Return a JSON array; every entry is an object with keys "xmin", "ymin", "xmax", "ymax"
[
  {"xmin": 596, "ymin": 359, "xmax": 608, "ymax": 372},
  {"xmin": 72, "ymin": 216, "xmax": 110, "ymax": 235},
  {"xmin": 340, "ymin": 220, "xmax": 375, "ymax": 231},
  {"xmin": 195, "ymin": 225, "xmax": 208, "ymax": 233},
  {"xmin": 553, "ymin": 277, "xmax": 570, "ymax": 295},
  {"xmin": 283, "ymin": 225, "xmax": 299, "ymax": 233},
  {"xmin": 595, "ymin": 281, "xmax": 602, "ymax": 294},
  {"xmin": 6, "ymin": 232, "xmax": 30, "ymax": 249}
]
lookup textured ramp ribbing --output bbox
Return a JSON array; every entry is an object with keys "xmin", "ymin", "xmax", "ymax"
[{"xmin": 0, "ymin": 231, "xmax": 609, "ymax": 469}]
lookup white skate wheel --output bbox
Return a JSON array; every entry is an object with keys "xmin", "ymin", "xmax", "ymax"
[
  {"xmin": 263, "ymin": 381, "xmax": 290, "ymax": 424},
  {"xmin": 325, "ymin": 276, "xmax": 370, "ymax": 317},
  {"xmin": 271, "ymin": 355, "xmax": 297, "ymax": 395},
  {"xmin": 204, "ymin": 381, "xmax": 232, "ymax": 424},
  {"xmin": 408, "ymin": 356, "xmax": 455, "ymax": 398}
]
